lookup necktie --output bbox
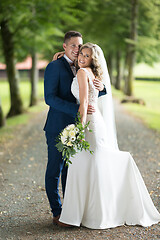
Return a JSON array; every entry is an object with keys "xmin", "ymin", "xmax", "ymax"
[{"xmin": 70, "ymin": 62, "xmax": 76, "ymax": 76}]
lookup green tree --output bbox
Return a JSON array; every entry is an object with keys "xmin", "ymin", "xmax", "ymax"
[
  {"xmin": 80, "ymin": 0, "xmax": 160, "ymax": 96},
  {"xmin": 136, "ymin": 0, "xmax": 160, "ymax": 64},
  {"xmin": 15, "ymin": 0, "xmax": 84, "ymax": 106},
  {"xmin": 124, "ymin": 0, "xmax": 160, "ymax": 95},
  {"xmin": 0, "ymin": 0, "xmax": 84, "ymax": 115},
  {"xmin": 124, "ymin": 0, "xmax": 139, "ymax": 96},
  {"xmin": 0, "ymin": 1, "xmax": 24, "ymax": 117},
  {"xmin": 0, "ymin": 98, "xmax": 5, "ymax": 127},
  {"xmin": 80, "ymin": 0, "xmax": 130, "ymax": 88},
  {"xmin": 23, "ymin": 0, "xmax": 64, "ymax": 106}
]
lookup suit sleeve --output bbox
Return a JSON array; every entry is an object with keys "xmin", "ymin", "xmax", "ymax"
[
  {"xmin": 98, "ymin": 84, "xmax": 107, "ymax": 97},
  {"xmin": 44, "ymin": 62, "xmax": 79, "ymax": 118}
]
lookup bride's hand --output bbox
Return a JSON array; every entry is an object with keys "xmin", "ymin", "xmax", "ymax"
[
  {"xmin": 53, "ymin": 51, "xmax": 65, "ymax": 61},
  {"xmin": 93, "ymin": 78, "xmax": 104, "ymax": 91}
]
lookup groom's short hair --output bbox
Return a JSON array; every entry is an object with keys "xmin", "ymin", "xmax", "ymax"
[{"xmin": 64, "ymin": 31, "xmax": 82, "ymax": 43}]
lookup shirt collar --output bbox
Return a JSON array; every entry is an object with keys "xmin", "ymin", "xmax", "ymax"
[{"xmin": 64, "ymin": 54, "xmax": 73, "ymax": 64}]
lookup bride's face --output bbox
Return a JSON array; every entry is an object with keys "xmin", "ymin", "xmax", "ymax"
[{"xmin": 78, "ymin": 48, "xmax": 92, "ymax": 68}]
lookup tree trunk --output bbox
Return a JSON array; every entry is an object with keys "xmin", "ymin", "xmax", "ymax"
[
  {"xmin": 0, "ymin": 19, "xmax": 23, "ymax": 117},
  {"xmin": 125, "ymin": 0, "xmax": 139, "ymax": 96},
  {"xmin": 123, "ymin": 52, "xmax": 128, "ymax": 94},
  {"xmin": 0, "ymin": 98, "xmax": 5, "ymax": 127},
  {"xmin": 30, "ymin": 51, "xmax": 39, "ymax": 106},
  {"xmin": 115, "ymin": 50, "xmax": 121, "ymax": 90},
  {"xmin": 107, "ymin": 53, "xmax": 113, "ymax": 84}
]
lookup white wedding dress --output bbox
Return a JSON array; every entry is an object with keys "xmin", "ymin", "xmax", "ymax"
[{"xmin": 59, "ymin": 68, "xmax": 160, "ymax": 229}]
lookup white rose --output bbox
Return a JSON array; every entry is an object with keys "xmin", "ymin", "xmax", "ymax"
[
  {"xmin": 70, "ymin": 124, "xmax": 75, "ymax": 129},
  {"xmin": 67, "ymin": 141, "xmax": 73, "ymax": 146},
  {"xmin": 62, "ymin": 129, "xmax": 69, "ymax": 138},
  {"xmin": 66, "ymin": 124, "xmax": 75, "ymax": 131},
  {"xmin": 61, "ymin": 136, "xmax": 67, "ymax": 144},
  {"xmin": 69, "ymin": 130, "xmax": 76, "ymax": 138}
]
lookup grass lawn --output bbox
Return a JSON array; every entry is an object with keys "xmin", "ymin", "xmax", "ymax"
[
  {"xmin": 112, "ymin": 80, "xmax": 160, "ymax": 132},
  {"xmin": 0, "ymin": 79, "xmax": 44, "ymax": 115},
  {"xmin": 0, "ymin": 79, "xmax": 46, "ymax": 142},
  {"xmin": 134, "ymin": 62, "xmax": 160, "ymax": 78}
]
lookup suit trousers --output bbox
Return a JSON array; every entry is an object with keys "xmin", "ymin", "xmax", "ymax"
[{"xmin": 45, "ymin": 131, "xmax": 68, "ymax": 217}]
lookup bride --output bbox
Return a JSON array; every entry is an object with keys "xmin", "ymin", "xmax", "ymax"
[{"xmin": 58, "ymin": 42, "xmax": 160, "ymax": 229}]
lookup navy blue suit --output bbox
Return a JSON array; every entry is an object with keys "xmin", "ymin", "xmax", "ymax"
[{"xmin": 44, "ymin": 56, "xmax": 106, "ymax": 217}]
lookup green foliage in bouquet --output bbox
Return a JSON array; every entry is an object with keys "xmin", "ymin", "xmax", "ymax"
[{"xmin": 55, "ymin": 113, "xmax": 93, "ymax": 167}]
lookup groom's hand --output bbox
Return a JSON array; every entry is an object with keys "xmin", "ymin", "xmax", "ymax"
[
  {"xmin": 53, "ymin": 51, "xmax": 65, "ymax": 61},
  {"xmin": 87, "ymin": 105, "xmax": 96, "ymax": 114},
  {"xmin": 93, "ymin": 78, "xmax": 104, "ymax": 91}
]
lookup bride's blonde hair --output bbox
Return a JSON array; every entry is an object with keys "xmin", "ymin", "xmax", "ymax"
[{"xmin": 79, "ymin": 42, "xmax": 103, "ymax": 81}]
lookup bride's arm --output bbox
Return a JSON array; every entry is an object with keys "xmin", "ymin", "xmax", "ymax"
[{"xmin": 77, "ymin": 69, "xmax": 88, "ymax": 126}]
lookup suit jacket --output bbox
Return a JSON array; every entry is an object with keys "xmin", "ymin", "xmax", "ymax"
[{"xmin": 43, "ymin": 57, "xmax": 106, "ymax": 133}]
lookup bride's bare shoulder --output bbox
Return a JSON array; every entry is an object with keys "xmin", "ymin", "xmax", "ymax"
[
  {"xmin": 77, "ymin": 68, "xmax": 87, "ymax": 76},
  {"xmin": 77, "ymin": 69, "xmax": 88, "ymax": 83}
]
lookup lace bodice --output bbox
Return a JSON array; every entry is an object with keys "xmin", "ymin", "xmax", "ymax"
[{"xmin": 71, "ymin": 68, "xmax": 99, "ymax": 106}]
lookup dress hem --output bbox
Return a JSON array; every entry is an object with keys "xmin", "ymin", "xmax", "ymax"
[{"xmin": 59, "ymin": 219, "xmax": 160, "ymax": 230}]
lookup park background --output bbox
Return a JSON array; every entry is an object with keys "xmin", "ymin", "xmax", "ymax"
[
  {"xmin": 0, "ymin": 1, "xmax": 160, "ymax": 239},
  {"xmin": 0, "ymin": 0, "xmax": 160, "ymax": 138}
]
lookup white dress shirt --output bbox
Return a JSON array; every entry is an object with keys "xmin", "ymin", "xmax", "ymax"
[{"xmin": 64, "ymin": 54, "xmax": 76, "ymax": 76}]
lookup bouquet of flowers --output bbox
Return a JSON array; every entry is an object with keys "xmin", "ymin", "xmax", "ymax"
[{"xmin": 55, "ymin": 113, "xmax": 93, "ymax": 166}]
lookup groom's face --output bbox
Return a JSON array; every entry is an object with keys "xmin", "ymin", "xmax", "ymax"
[{"xmin": 63, "ymin": 37, "xmax": 83, "ymax": 61}]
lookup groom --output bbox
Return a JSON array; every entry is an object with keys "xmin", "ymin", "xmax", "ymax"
[{"xmin": 44, "ymin": 31, "xmax": 106, "ymax": 225}]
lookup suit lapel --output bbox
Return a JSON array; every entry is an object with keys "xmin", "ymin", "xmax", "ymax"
[{"xmin": 61, "ymin": 57, "xmax": 74, "ymax": 79}]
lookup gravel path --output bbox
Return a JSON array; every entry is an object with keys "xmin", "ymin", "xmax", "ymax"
[{"xmin": 0, "ymin": 100, "xmax": 160, "ymax": 240}]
